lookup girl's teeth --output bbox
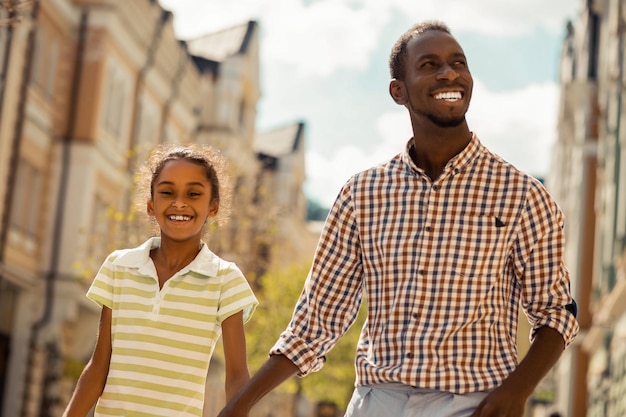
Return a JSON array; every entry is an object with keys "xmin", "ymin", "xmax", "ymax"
[{"xmin": 170, "ymin": 215, "xmax": 189, "ymax": 221}]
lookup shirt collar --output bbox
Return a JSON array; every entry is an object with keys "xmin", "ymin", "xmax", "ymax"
[
  {"xmin": 402, "ymin": 132, "xmax": 484, "ymax": 176},
  {"xmin": 111, "ymin": 237, "xmax": 220, "ymax": 278}
]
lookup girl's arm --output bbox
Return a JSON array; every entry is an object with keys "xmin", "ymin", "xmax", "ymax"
[
  {"xmin": 221, "ymin": 310, "xmax": 250, "ymax": 401},
  {"xmin": 62, "ymin": 306, "xmax": 112, "ymax": 417}
]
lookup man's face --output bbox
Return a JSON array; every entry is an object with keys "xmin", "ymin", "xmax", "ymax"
[{"xmin": 393, "ymin": 30, "xmax": 473, "ymax": 128}]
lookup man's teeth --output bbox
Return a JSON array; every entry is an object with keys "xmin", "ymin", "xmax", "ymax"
[
  {"xmin": 434, "ymin": 91, "xmax": 462, "ymax": 101},
  {"xmin": 169, "ymin": 215, "xmax": 191, "ymax": 221}
]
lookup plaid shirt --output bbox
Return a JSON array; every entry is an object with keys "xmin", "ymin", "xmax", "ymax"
[{"xmin": 271, "ymin": 134, "xmax": 579, "ymax": 394}]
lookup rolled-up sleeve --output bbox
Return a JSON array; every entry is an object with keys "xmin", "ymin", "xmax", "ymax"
[
  {"xmin": 515, "ymin": 184, "xmax": 579, "ymax": 348},
  {"xmin": 269, "ymin": 182, "xmax": 364, "ymax": 376}
]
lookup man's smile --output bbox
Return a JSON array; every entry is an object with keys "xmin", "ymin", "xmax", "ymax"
[{"xmin": 433, "ymin": 90, "xmax": 463, "ymax": 102}]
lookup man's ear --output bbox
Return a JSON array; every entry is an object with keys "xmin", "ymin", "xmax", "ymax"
[{"xmin": 389, "ymin": 79, "xmax": 407, "ymax": 105}]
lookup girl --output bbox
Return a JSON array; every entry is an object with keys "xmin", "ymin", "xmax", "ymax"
[{"xmin": 63, "ymin": 144, "xmax": 258, "ymax": 417}]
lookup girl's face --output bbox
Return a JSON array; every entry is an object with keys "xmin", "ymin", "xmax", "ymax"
[{"xmin": 147, "ymin": 159, "xmax": 219, "ymax": 243}]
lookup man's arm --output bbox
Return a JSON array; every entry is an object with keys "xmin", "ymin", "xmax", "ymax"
[
  {"xmin": 470, "ymin": 326, "xmax": 566, "ymax": 417},
  {"xmin": 217, "ymin": 354, "xmax": 300, "ymax": 417}
]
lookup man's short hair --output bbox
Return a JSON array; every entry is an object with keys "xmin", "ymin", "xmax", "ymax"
[{"xmin": 389, "ymin": 20, "xmax": 452, "ymax": 81}]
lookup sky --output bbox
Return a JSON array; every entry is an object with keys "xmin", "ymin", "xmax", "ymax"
[{"xmin": 158, "ymin": 0, "xmax": 581, "ymax": 208}]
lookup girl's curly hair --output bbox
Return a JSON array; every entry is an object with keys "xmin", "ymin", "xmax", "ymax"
[{"xmin": 134, "ymin": 143, "xmax": 233, "ymax": 238}]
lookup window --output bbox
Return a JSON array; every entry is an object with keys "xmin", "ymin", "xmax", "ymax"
[
  {"xmin": 135, "ymin": 96, "xmax": 160, "ymax": 151},
  {"xmin": 10, "ymin": 158, "xmax": 42, "ymax": 239},
  {"xmin": 101, "ymin": 61, "xmax": 130, "ymax": 139},
  {"xmin": 30, "ymin": 26, "xmax": 59, "ymax": 100}
]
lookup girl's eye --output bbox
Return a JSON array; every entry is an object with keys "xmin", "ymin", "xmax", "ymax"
[
  {"xmin": 189, "ymin": 192, "xmax": 201, "ymax": 197},
  {"xmin": 159, "ymin": 191, "xmax": 173, "ymax": 196}
]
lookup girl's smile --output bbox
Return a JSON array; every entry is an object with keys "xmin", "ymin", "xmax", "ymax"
[{"xmin": 147, "ymin": 159, "xmax": 218, "ymax": 243}]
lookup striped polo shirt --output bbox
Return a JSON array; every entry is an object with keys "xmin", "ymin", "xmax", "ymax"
[
  {"xmin": 271, "ymin": 134, "xmax": 579, "ymax": 394},
  {"xmin": 87, "ymin": 237, "xmax": 257, "ymax": 417}
]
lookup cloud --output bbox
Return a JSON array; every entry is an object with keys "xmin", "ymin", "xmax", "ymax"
[
  {"xmin": 161, "ymin": 0, "xmax": 578, "ymax": 78},
  {"xmin": 261, "ymin": 1, "xmax": 391, "ymax": 77},
  {"xmin": 467, "ymin": 79, "xmax": 559, "ymax": 177},
  {"xmin": 305, "ymin": 79, "xmax": 560, "ymax": 206},
  {"xmin": 386, "ymin": 0, "xmax": 578, "ymax": 36}
]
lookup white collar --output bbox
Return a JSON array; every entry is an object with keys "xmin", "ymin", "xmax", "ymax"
[{"xmin": 111, "ymin": 237, "xmax": 221, "ymax": 278}]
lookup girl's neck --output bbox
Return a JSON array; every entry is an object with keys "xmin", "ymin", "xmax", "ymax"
[{"xmin": 150, "ymin": 237, "xmax": 202, "ymax": 281}]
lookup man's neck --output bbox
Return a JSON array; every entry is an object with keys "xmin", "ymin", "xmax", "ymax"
[{"xmin": 410, "ymin": 128, "xmax": 473, "ymax": 180}]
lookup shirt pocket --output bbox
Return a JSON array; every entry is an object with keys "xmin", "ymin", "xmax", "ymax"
[
  {"xmin": 446, "ymin": 213, "xmax": 508, "ymax": 278},
  {"xmin": 437, "ymin": 214, "xmax": 509, "ymax": 317}
]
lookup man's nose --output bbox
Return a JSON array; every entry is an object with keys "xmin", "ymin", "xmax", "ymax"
[{"xmin": 437, "ymin": 64, "xmax": 459, "ymax": 81}]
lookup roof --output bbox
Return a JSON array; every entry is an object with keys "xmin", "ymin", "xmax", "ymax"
[
  {"xmin": 254, "ymin": 122, "xmax": 305, "ymax": 158},
  {"xmin": 186, "ymin": 20, "xmax": 256, "ymax": 62}
]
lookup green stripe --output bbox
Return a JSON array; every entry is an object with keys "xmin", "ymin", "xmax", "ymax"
[
  {"xmin": 116, "ymin": 317, "xmax": 219, "ymax": 338},
  {"xmin": 164, "ymin": 294, "xmax": 219, "ymax": 307},
  {"xmin": 108, "ymin": 362, "xmax": 206, "ymax": 384},
  {"xmin": 221, "ymin": 290, "xmax": 252, "ymax": 306},
  {"xmin": 95, "ymin": 407, "xmax": 164, "ymax": 417},
  {"xmin": 158, "ymin": 306, "xmax": 218, "ymax": 321},
  {"xmin": 90, "ymin": 279, "xmax": 113, "ymax": 293},
  {"xmin": 216, "ymin": 267, "xmax": 236, "ymax": 277},
  {"xmin": 114, "ymin": 332, "xmax": 214, "ymax": 354},
  {"xmin": 170, "ymin": 272, "xmax": 222, "ymax": 291},
  {"xmin": 106, "ymin": 377, "xmax": 199, "ymax": 397},
  {"xmin": 113, "ymin": 347, "xmax": 206, "ymax": 368},
  {"xmin": 98, "ymin": 393, "xmax": 202, "ymax": 415},
  {"xmin": 112, "ymin": 301, "xmax": 153, "ymax": 313}
]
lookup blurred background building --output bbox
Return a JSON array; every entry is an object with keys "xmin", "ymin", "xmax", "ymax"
[
  {"xmin": 0, "ymin": 0, "xmax": 625, "ymax": 416},
  {"xmin": 548, "ymin": 0, "xmax": 626, "ymax": 416},
  {"xmin": 0, "ymin": 1, "xmax": 318, "ymax": 416}
]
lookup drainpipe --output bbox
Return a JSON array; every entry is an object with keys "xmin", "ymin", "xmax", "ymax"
[
  {"xmin": 127, "ymin": 7, "xmax": 168, "ymax": 172},
  {"xmin": 159, "ymin": 45, "xmax": 188, "ymax": 142},
  {"xmin": 0, "ymin": 3, "xmax": 17, "ymax": 151},
  {"xmin": 0, "ymin": 2, "xmax": 32, "ymax": 281},
  {"xmin": 21, "ymin": 8, "xmax": 88, "ymax": 417}
]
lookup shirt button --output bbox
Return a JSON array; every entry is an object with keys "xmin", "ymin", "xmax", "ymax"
[
  {"xmin": 424, "ymin": 226, "xmax": 431, "ymax": 232},
  {"xmin": 432, "ymin": 185, "xmax": 439, "ymax": 191},
  {"xmin": 418, "ymin": 269, "xmax": 425, "ymax": 275},
  {"xmin": 412, "ymin": 313, "xmax": 418, "ymax": 319},
  {"xmin": 406, "ymin": 352, "xmax": 414, "ymax": 359}
]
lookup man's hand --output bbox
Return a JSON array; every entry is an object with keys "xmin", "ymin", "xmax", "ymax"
[
  {"xmin": 471, "ymin": 327, "xmax": 566, "ymax": 417},
  {"xmin": 216, "ymin": 354, "xmax": 300, "ymax": 417},
  {"xmin": 470, "ymin": 382, "xmax": 528, "ymax": 417}
]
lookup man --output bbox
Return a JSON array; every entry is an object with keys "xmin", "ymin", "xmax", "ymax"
[{"xmin": 218, "ymin": 21, "xmax": 579, "ymax": 417}]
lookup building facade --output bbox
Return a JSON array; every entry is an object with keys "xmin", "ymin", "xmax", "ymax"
[
  {"xmin": 550, "ymin": 0, "xmax": 626, "ymax": 415},
  {"xmin": 0, "ymin": 1, "xmax": 316, "ymax": 416}
]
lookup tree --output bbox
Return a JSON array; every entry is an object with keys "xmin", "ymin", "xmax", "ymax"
[
  {"xmin": 0, "ymin": 0, "xmax": 33, "ymax": 26},
  {"xmin": 246, "ymin": 262, "xmax": 366, "ymax": 411}
]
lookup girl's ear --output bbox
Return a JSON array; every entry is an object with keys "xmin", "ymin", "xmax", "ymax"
[
  {"xmin": 208, "ymin": 199, "xmax": 219, "ymax": 218},
  {"xmin": 389, "ymin": 79, "xmax": 407, "ymax": 105},
  {"xmin": 147, "ymin": 199, "xmax": 155, "ymax": 216},
  {"xmin": 208, "ymin": 198, "xmax": 220, "ymax": 217}
]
